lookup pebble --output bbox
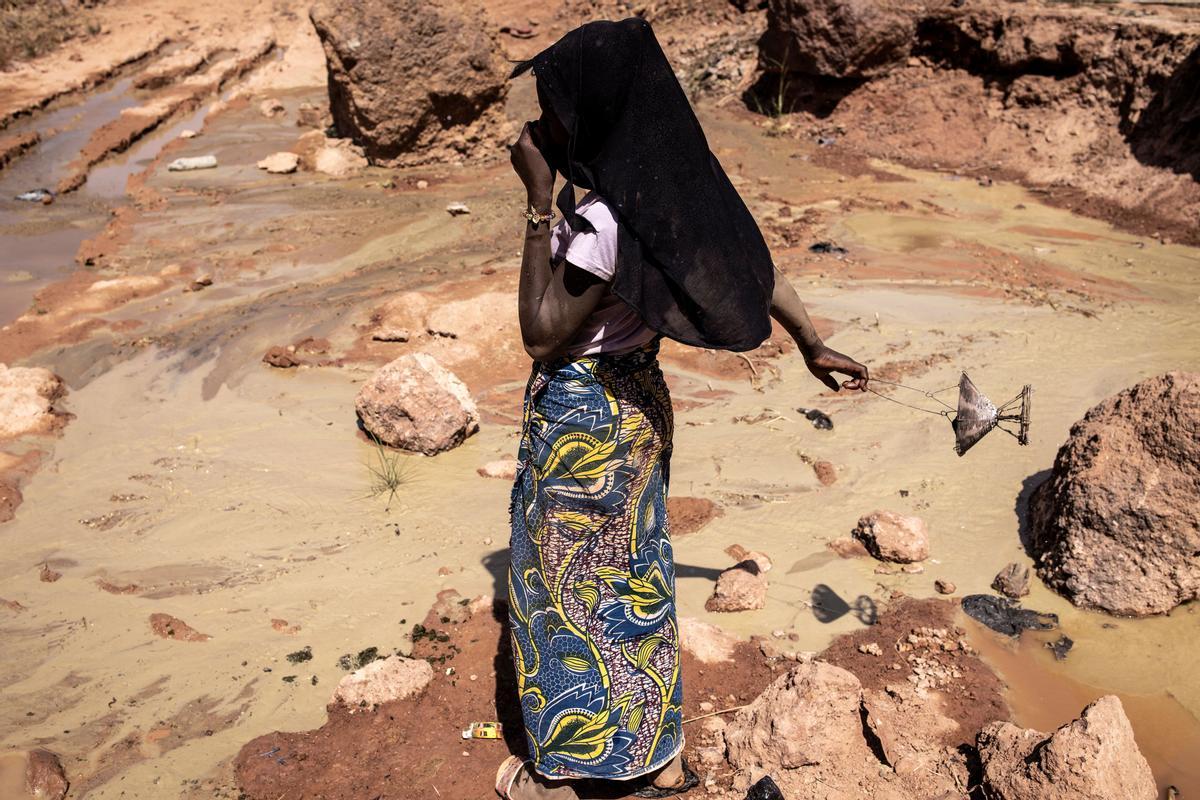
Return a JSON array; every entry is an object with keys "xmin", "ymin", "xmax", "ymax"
[
  {"xmin": 446, "ymin": 202, "xmax": 470, "ymax": 216},
  {"xmin": 935, "ymin": 579, "xmax": 956, "ymax": 594}
]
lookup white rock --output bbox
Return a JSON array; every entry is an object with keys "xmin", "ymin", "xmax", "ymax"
[
  {"xmin": 256, "ymin": 152, "xmax": 300, "ymax": 174},
  {"xmin": 167, "ymin": 155, "xmax": 218, "ymax": 171}
]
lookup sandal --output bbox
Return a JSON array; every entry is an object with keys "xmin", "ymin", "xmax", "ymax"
[
  {"xmin": 633, "ymin": 759, "xmax": 700, "ymax": 798},
  {"xmin": 495, "ymin": 755, "xmax": 530, "ymax": 799}
]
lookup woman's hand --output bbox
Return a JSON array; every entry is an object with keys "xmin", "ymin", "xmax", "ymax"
[
  {"xmin": 509, "ymin": 120, "xmax": 554, "ymax": 200},
  {"xmin": 804, "ymin": 343, "xmax": 869, "ymax": 392}
]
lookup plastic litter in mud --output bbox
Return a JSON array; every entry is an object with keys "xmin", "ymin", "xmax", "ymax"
[
  {"xmin": 460, "ymin": 721, "xmax": 503, "ymax": 739},
  {"xmin": 807, "ymin": 241, "xmax": 847, "ymax": 254},
  {"xmin": 961, "ymin": 594, "xmax": 1058, "ymax": 638},
  {"xmin": 867, "ymin": 373, "xmax": 1031, "ymax": 456},
  {"xmin": 796, "ymin": 407, "xmax": 833, "ymax": 430},
  {"xmin": 15, "ymin": 188, "xmax": 54, "ymax": 203},
  {"xmin": 746, "ymin": 775, "xmax": 785, "ymax": 800},
  {"xmin": 167, "ymin": 155, "xmax": 218, "ymax": 171}
]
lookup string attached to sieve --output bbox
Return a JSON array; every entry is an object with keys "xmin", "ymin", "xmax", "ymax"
[{"xmin": 866, "ymin": 373, "xmax": 1032, "ymax": 456}]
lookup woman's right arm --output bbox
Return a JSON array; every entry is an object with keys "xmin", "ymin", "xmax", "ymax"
[
  {"xmin": 511, "ymin": 122, "xmax": 608, "ymax": 362},
  {"xmin": 770, "ymin": 265, "xmax": 869, "ymax": 391}
]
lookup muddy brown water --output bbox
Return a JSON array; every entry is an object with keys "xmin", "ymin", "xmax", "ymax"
[{"xmin": 0, "ymin": 86, "xmax": 1198, "ymax": 798}]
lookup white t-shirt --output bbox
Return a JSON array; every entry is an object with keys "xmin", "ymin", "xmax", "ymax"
[{"xmin": 549, "ymin": 191, "xmax": 657, "ymax": 357}]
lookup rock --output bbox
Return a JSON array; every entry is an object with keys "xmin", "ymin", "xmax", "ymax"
[
  {"xmin": 167, "ymin": 155, "xmax": 218, "ymax": 171},
  {"xmin": 992, "ymin": 562, "xmax": 1031, "ymax": 598},
  {"xmin": 827, "ymin": 536, "xmax": 869, "ymax": 558},
  {"xmin": 476, "ymin": 459, "xmax": 518, "ymax": 480},
  {"xmin": 961, "ymin": 595, "xmax": 1057, "ymax": 638},
  {"xmin": 1029, "ymin": 372, "xmax": 1200, "ymax": 616},
  {"xmin": 429, "ymin": 588, "xmax": 471, "ymax": 625},
  {"xmin": 679, "ymin": 617, "xmax": 740, "ymax": 663},
  {"xmin": 39, "ymin": 564, "xmax": 61, "ymax": 583},
  {"xmin": 724, "ymin": 544, "xmax": 772, "ymax": 573},
  {"xmin": 372, "ymin": 327, "xmax": 410, "ymax": 343},
  {"xmin": 445, "ymin": 202, "xmax": 470, "ymax": 216},
  {"xmin": 178, "ymin": 129, "xmax": 197, "ymax": 139},
  {"xmin": 852, "ymin": 510, "xmax": 929, "ymax": 563},
  {"xmin": 257, "ymin": 152, "xmax": 300, "ymax": 174},
  {"xmin": 934, "ymin": 579, "xmax": 956, "ymax": 595},
  {"xmin": 296, "ymin": 101, "xmax": 331, "ymax": 129},
  {"xmin": 812, "ymin": 459, "xmax": 837, "ymax": 485},
  {"xmin": 262, "ymin": 346, "xmax": 301, "ymax": 369},
  {"xmin": 259, "ymin": 97, "xmax": 286, "ymax": 118},
  {"xmin": 760, "ymin": 0, "xmax": 920, "ymax": 79},
  {"xmin": 312, "ymin": 139, "xmax": 368, "ymax": 177},
  {"xmin": 724, "ymin": 661, "xmax": 867, "ymax": 774},
  {"xmin": 705, "ymin": 560, "xmax": 767, "ymax": 612},
  {"xmin": 309, "ymin": 0, "xmax": 511, "ymax": 167},
  {"xmin": 0, "ymin": 365, "xmax": 66, "ymax": 440},
  {"xmin": 332, "ymin": 656, "xmax": 433, "ymax": 709},
  {"xmin": 149, "ymin": 613, "xmax": 210, "ymax": 642},
  {"xmin": 977, "ymin": 696, "xmax": 1156, "ymax": 800},
  {"xmin": 354, "ymin": 353, "xmax": 479, "ymax": 455},
  {"xmin": 415, "ymin": 179, "xmax": 429, "ymax": 190},
  {"xmin": 858, "ymin": 642, "xmax": 883, "ymax": 656},
  {"xmin": 6, "ymin": 749, "xmax": 70, "ymax": 800},
  {"xmin": 188, "ymin": 274, "xmax": 213, "ymax": 292},
  {"xmin": 665, "ymin": 496, "xmax": 722, "ymax": 536}
]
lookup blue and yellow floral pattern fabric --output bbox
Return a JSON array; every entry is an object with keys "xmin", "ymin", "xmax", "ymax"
[{"xmin": 508, "ymin": 341, "xmax": 683, "ymax": 780}]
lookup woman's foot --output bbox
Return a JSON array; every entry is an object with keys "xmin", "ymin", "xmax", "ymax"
[
  {"xmin": 496, "ymin": 757, "xmax": 579, "ymax": 800},
  {"xmin": 649, "ymin": 753, "xmax": 685, "ymax": 790}
]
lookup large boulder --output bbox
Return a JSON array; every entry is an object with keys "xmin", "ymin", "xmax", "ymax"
[
  {"xmin": 760, "ymin": 0, "xmax": 920, "ymax": 79},
  {"xmin": 355, "ymin": 353, "xmax": 479, "ymax": 455},
  {"xmin": 309, "ymin": 0, "xmax": 511, "ymax": 166},
  {"xmin": 1029, "ymin": 372, "xmax": 1199, "ymax": 616},
  {"xmin": 723, "ymin": 661, "xmax": 967, "ymax": 798},
  {"xmin": 853, "ymin": 510, "xmax": 929, "ymax": 563},
  {"xmin": 977, "ymin": 696, "xmax": 1156, "ymax": 800},
  {"xmin": 724, "ymin": 661, "xmax": 867, "ymax": 774}
]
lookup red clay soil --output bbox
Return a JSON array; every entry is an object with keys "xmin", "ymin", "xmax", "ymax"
[
  {"xmin": 234, "ymin": 594, "xmax": 1004, "ymax": 799},
  {"xmin": 666, "ymin": 496, "xmax": 724, "ymax": 537},
  {"xmin": 822, "ymin": 595, "xmax": 1008, "ymax": 749}
]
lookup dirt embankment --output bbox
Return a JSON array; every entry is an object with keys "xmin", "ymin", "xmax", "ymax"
[
  {"xmin": 754, "ymin": 0, "xmax": 1200, "ymax": 245},
  {"xmin": 232, "ymin": 594, "xmax": 1004, "ymax": 800}
]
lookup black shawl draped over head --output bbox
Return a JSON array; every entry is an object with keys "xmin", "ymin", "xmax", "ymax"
[{"xmin": 511, "ymin": 17, "xmax": 775, "ymax": 352}]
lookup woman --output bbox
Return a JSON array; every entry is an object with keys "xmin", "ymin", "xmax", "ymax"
[{"xmin": 497, "ymin": 18, "xmax": 868, "ymax": 800}]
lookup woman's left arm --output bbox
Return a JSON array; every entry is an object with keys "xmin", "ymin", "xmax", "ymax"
[{"xmin": 769, "ymin": 265, "xmax": 869, "ymax": 391}]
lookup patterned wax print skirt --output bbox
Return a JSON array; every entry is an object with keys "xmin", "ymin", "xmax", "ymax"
[{"xmin": 507, "ymin": 339, "xmax": 684, "ymax": 781}]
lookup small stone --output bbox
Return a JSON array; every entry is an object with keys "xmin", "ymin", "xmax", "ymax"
[
  {"xmin": 178, "ymin": 129, "xmax": 198, "ymax": 139},
  {"xmin": 257, "ymin": 151, "xmax": 300, "ymax": 174},
  {"xmin": 332, "ymin": 656, "xmax": 433, "ymax": 708},
  {"xmin": 372, "ymin": 328, "xmax": 410, "ymax": 343},
  {"xmin": 260, "ymin": 97, "xmax": 286, "ymax": 118},
  {"xmin": 934, "ymin": 579, "xmax": 956, "ymax": 595},
  {"xmin": 262, "ymin": 346, "xmax": 301, "ymax": 368},
  {"xmin": 476, "ymin": 459, "xmax": 518, "ymax": 480},
  {"xmin": 39, "ymin": 564, "xmax": 62, "ymax": 582},
  {"xmin": 853, "ymin": 510, "xmax": 929, "ymax": 563},
  {"xmin": 446, "ymin": 202, "xmax": 471, "ymax": 216},
  {"xmin": 992, "ymin": 562, "xmax": 1031, "ymax": 598},
  {"xmin": 812, "ymin": 460, "xmax": 837, "ymax": 486},
  {"xmin": 699, "ymin": 700, "xmax": 715, "ymax": 713},
  {"xmin": 415, "ymin": 179, "xmax": 429, "ymax": 190},
  {"xmin": 705, "ymin": 560, "xmax": 767, "ymax": 612},
  {"xmin": 858, "ymin": 642, "xmax": 883, "ymax": 656}
]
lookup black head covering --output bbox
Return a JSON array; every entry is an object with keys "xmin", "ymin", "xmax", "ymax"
[{"xmin": 512, "ymin": 18, "xmax": 775, "ymax": 352}]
